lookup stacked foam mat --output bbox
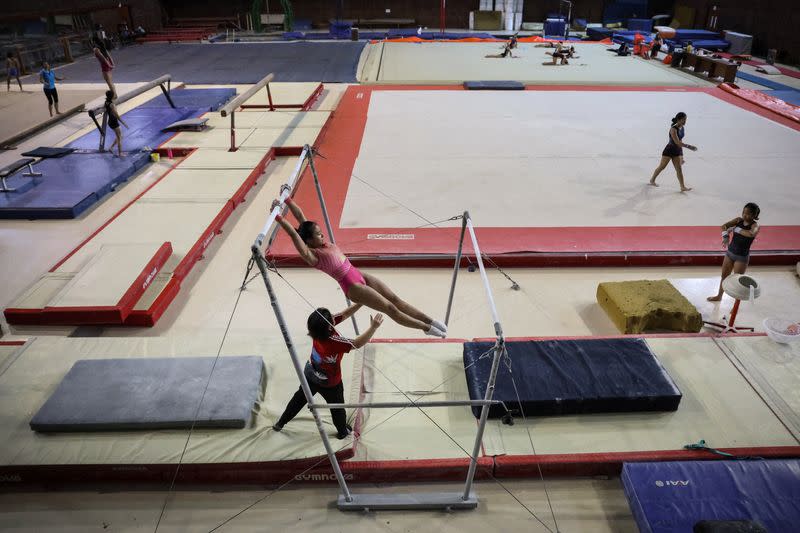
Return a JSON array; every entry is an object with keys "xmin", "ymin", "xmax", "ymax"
[
  {"xmin": 463, "ymin": 338, "xmax": 682, "ymax": 418},
  {"xmin": 30, "ymin": 356, "xmax": 265, "ymax": 432}
]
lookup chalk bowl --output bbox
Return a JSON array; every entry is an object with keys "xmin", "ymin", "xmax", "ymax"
[{"xmin": 763, "ymin": 317, "xmax": 800, "ymax": 345}]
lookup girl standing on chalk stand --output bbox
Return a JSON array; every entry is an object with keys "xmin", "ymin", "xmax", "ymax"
[
  {"xmin": 272, "ymin": 197, "xmax": 447, "ymax": 338},
  {"xmin": 708, "ymin": 203, "xmax": 761, "ymax": 302},
  {"xmin": 649, "ymin": 112, "xmax": 698, "ymax": 192}
]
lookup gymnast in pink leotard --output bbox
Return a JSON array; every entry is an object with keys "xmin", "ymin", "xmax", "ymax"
[{"xmin": 272, "ymin": 197, "xmax": 447, "ymax": 338}]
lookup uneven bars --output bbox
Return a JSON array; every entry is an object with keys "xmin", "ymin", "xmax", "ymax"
[
  {"xmin": 220, "ymin": 72, "xmax": 275, "ymax": 117},
  {"xmin": 252, "ymin": 145, "xmax": 311, "ymax": 250},
  {"xmin": 87, "ymin": 74, "xmax": 172, "ymax": 116},
  {"xmin": 465, "ymin": 216, "xmax": 501, "ymax": 328}
]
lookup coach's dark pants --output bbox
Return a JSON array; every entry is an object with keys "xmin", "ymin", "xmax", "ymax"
[{"xmin": 276, "ymin": 381, "xmax": 347, "ymax": 434}]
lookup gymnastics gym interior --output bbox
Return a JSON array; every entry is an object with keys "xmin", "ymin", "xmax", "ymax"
[{"xmin": 1, "ymin": 0, "xmax": 799, "ymax": 531}]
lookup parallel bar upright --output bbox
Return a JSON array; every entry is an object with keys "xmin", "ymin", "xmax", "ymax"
[
  {"xmin": 461, "ymin": 213, "xmax": 506, "ymax": 500},
  {"xmin": 305, "ymin": 144, "xmax": 360, "ymax": 335},
  {"xmin": 445, "ymin": 212, "xmax": 468, "ymax": 326}
]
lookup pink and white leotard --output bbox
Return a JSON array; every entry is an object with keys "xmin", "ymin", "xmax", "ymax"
[{"xmin": 313, "ymin": 243, "xmax": 366, "ymax": 294}]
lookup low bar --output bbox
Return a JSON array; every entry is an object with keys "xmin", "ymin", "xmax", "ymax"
[{"xmin": 220, "ymin": 72, "xmax": 275, "ymax": 117}]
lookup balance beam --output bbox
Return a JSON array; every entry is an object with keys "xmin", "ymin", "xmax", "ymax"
[
  {"xmin": 220, "ymin": 73, "xmax": 275, "ymax": 151},
  {"xmin": 87, "ymin": 75, "xmax": 174, "ymax": 152}
]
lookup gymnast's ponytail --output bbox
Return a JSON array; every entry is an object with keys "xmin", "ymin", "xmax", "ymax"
[{"xmin": 671, "ymin": 112, "xmax": 687, "ymax": 126}]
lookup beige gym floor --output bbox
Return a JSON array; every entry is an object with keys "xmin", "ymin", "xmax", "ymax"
[{"xmin": 1, "ymin": 50, "xmax": 799, "ymax": 532}]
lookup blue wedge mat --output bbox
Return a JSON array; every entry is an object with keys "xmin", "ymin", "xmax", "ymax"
[
  {"xmin": 765, "ymin": 89, "xmax": 800, "ymax": 106},
  {"xmin": 463, "ymin": 338, "xmax": 682, "ymax": 418},
  {"xmin": 139, "ymin": 88, "xmax": 236, "ymax": 111},
  {"xmin": 31, "ymin": 356, "xmax": 265, "ymax": 431},
  {"xmin": 68, "ymin": 106, "xmax": 197, "ymax": 151},
  {"xmin": 735, "ymin": 70, "xmax": 797, "ymax": 91},
  {"xmin": 622, "ymin": 460, "xmax": 800, "ymax": 533},
  {"xmin": 0, "ymin": 151, "xmax": 150, "ymax": 219}
]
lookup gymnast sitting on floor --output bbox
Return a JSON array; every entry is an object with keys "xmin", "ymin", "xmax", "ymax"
[
  {"xmin": 548, "ymin": 42, "xmax": 576, "ymax": 64},
  {"xmin": 485, "ymin": 34, "xmax": 519, "ymax": 58}
]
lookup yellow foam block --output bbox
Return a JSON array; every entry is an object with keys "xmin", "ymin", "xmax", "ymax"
[{"xmin": 597, "ymin": 279, "xmax": 702, "ymax": 334}]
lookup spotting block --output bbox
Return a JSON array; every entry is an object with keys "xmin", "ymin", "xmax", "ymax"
[{"xmin": 597, "ymin": 279, "xmax": 702, "ymax": 334}]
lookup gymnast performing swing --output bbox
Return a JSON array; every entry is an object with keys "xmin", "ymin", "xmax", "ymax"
[{"xmin": 272, "ymin": 197, "xmax": 448, "ymax": 338}]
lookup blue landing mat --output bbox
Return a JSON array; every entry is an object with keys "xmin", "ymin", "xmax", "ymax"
[
  {"xmin": 68, "ymin": 106, "xmax": 197, "ymax": 151},
  {"xmin": 463, "ymin": 338, "xmax": 682, "ymax": 418},
  {"xmin": 622, "ymin": 460, "xmax": 800, "ymax": 533},
  {"xmin": 0, "ymin": 151, "xmax": 150, "ymax": 219},
  {"xmin": 139, "ymin": 88, "xmax": 236, "ymax": 111}
]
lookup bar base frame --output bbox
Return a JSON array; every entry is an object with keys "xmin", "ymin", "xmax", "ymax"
[{"xmin": 338, "ymin": 491, "xmax": 478, "ymax": 511}]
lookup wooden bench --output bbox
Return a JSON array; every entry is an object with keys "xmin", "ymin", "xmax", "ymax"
[
  {"xmin": 682, "ymin": 52, "xmax": 739, "ymax": 83},
  {"xmin": 0, "ymin": 158, "xmax": 41, "ymax": 192}
]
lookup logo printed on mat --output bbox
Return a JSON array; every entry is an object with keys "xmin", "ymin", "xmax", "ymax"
[
  {"xmin": 367, "ymin": 234, "xmax": 414, "ymax": 240},
  {"xmin": 295, "ymin": 473, "xmax": 354, "ymax": 481},
  {"xmin": 142, "ymin": 267, "xmax": 158, "ymax": 290},
  {"xmin": 655, "ymin": 480, "xmax": 690, "ymax": 487}
]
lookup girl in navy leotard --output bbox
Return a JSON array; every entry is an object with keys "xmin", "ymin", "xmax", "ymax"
[{"xmin": 649, "ymin": 112, "xmax": 698, "ymax": 192}]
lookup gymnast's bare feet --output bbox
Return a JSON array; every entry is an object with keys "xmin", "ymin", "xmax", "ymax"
[
  {"xmin": 707, "ymin": 294, "xmax": 722, "ymax": 302},
  {"xmin": 680, "ymin": 186, "xmax": 692, "ymax": 192},
  {"xmin": 649, "ymin": 179, "xmax": 659, "ymax": 187}
]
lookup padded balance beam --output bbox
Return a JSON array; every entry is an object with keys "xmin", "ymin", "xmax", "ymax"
[{"xmin": 220, "ymin": 72, "xmax": 276, "ymax": 151}]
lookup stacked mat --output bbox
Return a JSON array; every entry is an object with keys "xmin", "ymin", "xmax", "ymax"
[
  {"xmin": 31, "ymin": 356, "xmax": 265, "ymax": 431},
  {"xmin": 463, "ymin": 338, "xmax": 682, "ymax": 418}
]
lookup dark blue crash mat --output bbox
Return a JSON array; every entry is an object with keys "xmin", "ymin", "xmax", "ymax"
[
  {"xmin": 622, "ymin": 460, "xmax": 800, "ymax": 533},
  {"xmin": 463, "ymin": 338, "xmax": 681, "ymax": 418},
  {"xmin": 139, "ymin": 88, "xmax": 236, "ymax": 111},
  {"xmin": 0, "ymin": 151, "xmax": 150, "ymax": 219},
  {"xmin": 30, "ymin": 356, "xmax": 265, "ymax": 432}
]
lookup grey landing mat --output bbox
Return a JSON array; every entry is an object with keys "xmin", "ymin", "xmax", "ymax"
[
  {"xmin": 42, "ymin": 42, "xmax": 366, "ymax": 84},
  {"xmin": 30, "ymin": 356, "xmax": 265, "ymax": 432}
]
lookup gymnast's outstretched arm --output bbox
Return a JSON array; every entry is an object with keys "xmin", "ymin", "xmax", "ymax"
[{"xmin": 284, "ymin": 196, "xmax": 307, "ymax": 222}]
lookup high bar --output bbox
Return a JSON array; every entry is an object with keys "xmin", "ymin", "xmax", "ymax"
[{"xmin": 87, "ymin": 74, "xmax": 172, "ymax": 116}]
